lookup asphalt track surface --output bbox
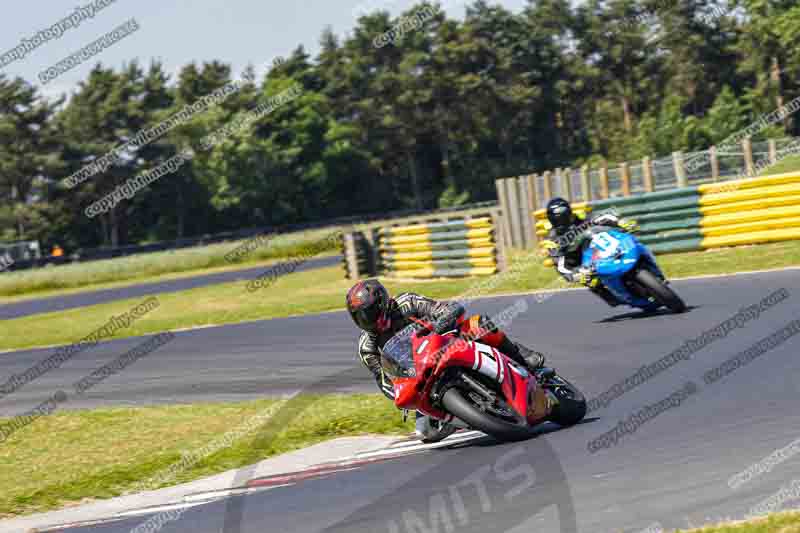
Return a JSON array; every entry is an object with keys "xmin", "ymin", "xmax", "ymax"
[
  {"xmin": 4, "ymin": 269, "xmax": 800, "ymax": 532},
  {"xmin": 0, "ymin": 255, "xmax": 339, "ymax": 320}
]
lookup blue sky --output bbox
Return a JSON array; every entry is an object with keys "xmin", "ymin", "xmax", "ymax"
[{"xmin": 0, "ymin": 0, "xmax": 530, "ymax": 99}]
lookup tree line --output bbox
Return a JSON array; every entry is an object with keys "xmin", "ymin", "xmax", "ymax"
[{"xmin": 0, "ymin": 0, "xmax": 797, "ymax": 250}]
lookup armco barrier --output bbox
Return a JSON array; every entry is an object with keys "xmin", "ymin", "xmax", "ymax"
[
  {"xmin": 377, "ymin": 213, "xmax": 505, "ymax": 279},
  {"xmin": 533, "ymin": 171, "xmax": 800, "ymax": 261}
]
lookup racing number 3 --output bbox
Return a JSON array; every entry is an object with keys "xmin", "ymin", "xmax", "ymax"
[{"xmin": 592, "ymin": 232, "xmax": 620, "ymax": 259}]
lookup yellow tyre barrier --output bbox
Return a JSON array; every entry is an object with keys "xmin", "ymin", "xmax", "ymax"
[
  {"xmin": 381, "ymin": 227, "xmax": 493, "ymax": 245},
  {"xmin": 380, "ymin": 217, "xmax": 492, "ymax": 237},
  {"xmin": 699, "ymin": 172, "xmax": 800, "ymax": 195},
  {"xmin": 380, "ymin": 237, "xmax": 495, "ymax": 253},
  {"xmin": 384, "ymin": 247, "xmax": 496, "ymax": 262},
  {"xmin": 699, "ymin": 182, "xmax": 800, "ymax": 207},
  {"xmin": 702, "ymin": 216, "xmax": 800, "ymax": 238},
  {"xmin": 701, "ymin": 205, "xmax": 800, "ymax": 228},
  {"xmin": 378, "ymin": 216, "xmax": 500, "ymax": 279},
  {"xmin": 702, "ymin": 228, "xmax": 800, "ymax": 248}
]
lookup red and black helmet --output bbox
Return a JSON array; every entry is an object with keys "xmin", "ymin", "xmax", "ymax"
[{"xmin": 346, "ymin": 279, "xmax": 391, "ymax": 334}]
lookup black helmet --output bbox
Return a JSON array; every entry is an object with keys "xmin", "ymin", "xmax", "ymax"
[
  {"xmin": 346, "ymin": 279, "xmax": 391, "ymax": 334},
  {"xmin": 546, "ymin": 197, "xmax": 573, "ymax": 229}
]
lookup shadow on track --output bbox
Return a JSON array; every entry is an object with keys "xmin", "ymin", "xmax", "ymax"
[
  {"xmin": 444, "ymin": 417, "xmax": 591, "ymax": 451},
  {"xmin": 595, "ymin": 305, "xmax": 699, "ymax": 324}
]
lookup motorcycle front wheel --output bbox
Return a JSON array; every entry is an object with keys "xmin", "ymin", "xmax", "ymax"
[
  {"xmin": 545, "ymin": 374, "xmax": 587, "ymax": 427},
  {"xmin": 633, "ymin": 268, "xmax": 687, "ymax": 313},
  {"xmin": 441, "ymin": 387, "xmax": 533, "ymax": 442}
]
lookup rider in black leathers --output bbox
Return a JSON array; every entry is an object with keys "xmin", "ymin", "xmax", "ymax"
[
  {"xmin": 346, "ymin": 280, "xmax": 545, "ymax": 440},
  {"xmin": 544, "ymin": 197, "xmax": 638, "ymax": 307}
]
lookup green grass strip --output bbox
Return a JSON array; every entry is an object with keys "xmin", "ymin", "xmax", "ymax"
[
  {"xmin": 0, "ymin": 228, "xmax": 342, "ymax": 301},
  {"xmin": 2, "ymin": 240, "xmax": 800, "ymax": 352},
  {"xmin": 0, "ymin": 395, "xmax": 413, "ymax": 518},
  {"xmin": 676, "ymin": 511, "xmax": 800, "ymax": 532}
]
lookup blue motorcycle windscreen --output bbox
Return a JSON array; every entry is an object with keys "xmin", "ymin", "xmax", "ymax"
[{"xmin": 582, "ymin": 230, "xmax": 641, "ymax": 277}]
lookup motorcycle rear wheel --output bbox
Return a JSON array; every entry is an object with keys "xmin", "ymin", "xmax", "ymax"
[
  {"xmin": 441, "ymin": 387, "xmax": 533, "ymax": 442},
  {"xmin": 634, "ymin": 268, "xmax": 687, "ymax": 313}
]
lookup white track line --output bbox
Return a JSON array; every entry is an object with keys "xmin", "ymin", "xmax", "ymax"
[
  {"xmin": 183, "ymin": 483, "xmax": 296, "ymax": 503},
  {"xmin": 387, "ymin": 431, "xmax": 484, "ymax": 449},
  {"xmin": 353, "ymin": 431, "xmax": 486, "ymax": 459},
  {"xmin": 113, "ymin": 500, "xmax": 217, "ymax": 519},
  {"xmin": 30, "ymin": 432, "xmax": 488, "ymax": 531}
]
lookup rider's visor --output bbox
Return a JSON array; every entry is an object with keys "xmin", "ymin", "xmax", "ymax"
[
  {"xmin": 550, "ymin": 207, "xmax": 571, "ymax": 227},
  {"xmin": 350, "ymin": 305, "xmax": 383, "ymax": 333}
]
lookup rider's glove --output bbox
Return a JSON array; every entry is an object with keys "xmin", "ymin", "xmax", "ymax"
[
  {"xmin": 619, "ymin": 219, "xmax": 639, "ymax": 233},
  {"xmin": 539, "ymin": 239, "xmax": 561, "ymax": 260},
  {"xmin": 575, "ymin": 267, "xmax": 595, "ymax": 287},
  {"xmin": 431, "ymin": 303, "xmax": 464, "ymax": 335},
  {"xmin": 540, "ymin": 239, "xmax": 559, "ymax": 251}
]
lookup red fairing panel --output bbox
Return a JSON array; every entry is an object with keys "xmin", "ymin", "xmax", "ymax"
[
  {"xmin": 393, "ymin": 377, "xmax": 418, "ymax": 410},
  {"xmin": 469, "ymin": 341, "xmax": 532, "ymax": 421},
  {"xmin": 390, "ymin": 332, "xmax": 538, "ymax": 424}
]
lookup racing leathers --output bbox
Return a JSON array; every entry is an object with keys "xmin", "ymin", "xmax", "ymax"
[
  {"xmin": 356, "ymin": 292, "xmax": 544, "ymax": 399},
  {"xmin": 355, "ymin": 292, "xmax": 544, "ymax": 441},
  {"xmin": 546, "ymin": 211, "xmax": 635, "ymax": 306}
]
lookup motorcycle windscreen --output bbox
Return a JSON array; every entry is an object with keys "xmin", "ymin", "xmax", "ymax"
[
  {"xmin": 381, "ymin": 327, "xmax": 417, "ymax": 378},
  {"xmin": 584, "ymin": 230, "xmax": 640, "ymax": 277}
]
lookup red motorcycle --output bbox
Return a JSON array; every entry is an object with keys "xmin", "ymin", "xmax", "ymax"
[{"xmin": 382, "ymin": 321, "xmax": 587, "ymax": 442}]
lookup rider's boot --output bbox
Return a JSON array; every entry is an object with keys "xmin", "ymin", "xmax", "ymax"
[
  {"xmin": 465, "ymin": 315, "xmax": 546, "ymax": 372},
  {"xmin": 590, "ymin": 284, "xmax": 621, "ymax": 307},
  {"xmin": 497, "ymin": 336, "xmax": 546, "ymax": 371},
  {"xmin": 415, "ymin": 411, "xmax": 456, "ymax": 443}
]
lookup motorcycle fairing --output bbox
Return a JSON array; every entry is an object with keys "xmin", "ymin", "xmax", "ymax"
[
  {"xmin": 390, "ymin": 331, "xmax": 540, "ymax": 425},
  {"xmin": 581, "ymin": 229, "xmax": 663, "ymax": 307}
]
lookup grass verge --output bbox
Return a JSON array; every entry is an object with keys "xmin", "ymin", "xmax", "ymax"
[
  {"xmin": 0, "ymin": 250, "xmax": 337, "ymax": 307},
  {"xmin": 677, "ymin": 512, "xmax": 800, "ymax": 532},
  {"xmin": 762, "ymin": 154, "xmax": 800, "ymax": 176},
  {"xmin": 0, "ymin": 227, "xmax": 342, "ymax": 301},
  {"xmin": 0, "ymin": 394, "xmax": 413, "ymax": 518},
  {"xmin": 0, "ymin": 205, "xmax": 496, "ymax": 303},
  {"xmin": 2, "ymin": 239, "xmax": 800, "ymax": 352},
  {"xmin": 3, "ymin": 394, "xmax": 800, "ymax": 528}
]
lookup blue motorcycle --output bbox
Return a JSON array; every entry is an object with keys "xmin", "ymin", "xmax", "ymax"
[{"xmin": 578, "ymin": 226, "xmax": 686, "ymax": 313}]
